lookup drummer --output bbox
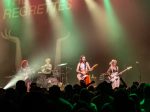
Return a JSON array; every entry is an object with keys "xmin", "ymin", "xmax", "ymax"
[{"xmin": 40, "ymin": 58, "xmax": 53, "ymax": 78}]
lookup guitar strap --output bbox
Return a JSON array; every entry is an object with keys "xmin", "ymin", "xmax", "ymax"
[{"xmin": 85, "ymin": 62, "xmax": 87, "ymax": 70}]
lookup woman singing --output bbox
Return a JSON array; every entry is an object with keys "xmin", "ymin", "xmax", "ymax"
[{"xmin": 20, "ymin": 60, "xmax": 33, "ymax": 92}]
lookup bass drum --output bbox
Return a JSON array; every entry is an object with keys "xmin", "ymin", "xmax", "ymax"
[{"xmin": 47, "ymin": 77, "xmax": 59, "ymax": 87}]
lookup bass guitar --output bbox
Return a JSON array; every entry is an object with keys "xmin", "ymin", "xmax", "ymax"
[{"xmin": 77, "ymin": 64, "xmax": 98, "ymax": 80}]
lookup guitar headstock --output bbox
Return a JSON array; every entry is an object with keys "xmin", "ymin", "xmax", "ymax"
[
  {"xmin": 93, "ymin": 64, "xmax": 98, "ymax": 68},
  {"xmin": 127, "ymin": 66, "xmax": 132, "ymax": 70},
  {"xmin": 92, "ymin": 64, "xmax": 98, "ymax": 70}
]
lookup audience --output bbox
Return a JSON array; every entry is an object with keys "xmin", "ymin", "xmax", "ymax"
[{"xmin": 0, "ymin": 79, "xmax": 150, "ymax": 112}]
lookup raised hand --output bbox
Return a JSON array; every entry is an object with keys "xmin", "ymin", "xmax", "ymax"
[{"xmin": 1, "ymin": 29, "xmax": 22, "ymax": 70}]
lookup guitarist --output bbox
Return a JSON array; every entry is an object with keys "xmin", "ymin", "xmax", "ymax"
[
  {"xmin": 107, "ymin": 59, "xmax": 120, "ymax": 89},
  {"xmin": 20, "ymin": 59, "xmax": 34, "ymax": 92},
  {"xmin": 76, "ymin": 55, "xmax": 94, "ymax": 85}
]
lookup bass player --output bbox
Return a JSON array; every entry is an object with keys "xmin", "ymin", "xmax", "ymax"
[{"xmin": 76, "ymin": 55, "xmax": 98, "ymax": 85}]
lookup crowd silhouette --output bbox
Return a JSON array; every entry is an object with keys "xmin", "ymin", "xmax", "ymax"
[{"xmin": 0, "ymin": 79, "xmax": 150, "ymax": 112}]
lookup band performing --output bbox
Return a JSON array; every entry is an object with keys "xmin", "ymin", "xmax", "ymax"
[{"xmin": 18, "ymin": 55, "xmax": 133, "ymax": 90}]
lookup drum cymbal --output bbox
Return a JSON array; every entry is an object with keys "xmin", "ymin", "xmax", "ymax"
[
  {"xmin": 5, "ymin": 75, "xmax": 15, "ymax": 78},
  {"xmin": 57, "ymin": 63, "xmax": 67, "ymax": 66}
]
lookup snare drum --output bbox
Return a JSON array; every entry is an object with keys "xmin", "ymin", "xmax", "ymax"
[{"xmin": 52, "ymin": 69, "xmax": 60, "ymax": 77}]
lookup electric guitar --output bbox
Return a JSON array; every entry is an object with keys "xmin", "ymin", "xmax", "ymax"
[
  {"xmin": 109, "ymin": 66, "xmax": 132, "ymax": 82},
  {"xmin": 77, "ymin": 64, "xmax": 98, "ymax": 80}
]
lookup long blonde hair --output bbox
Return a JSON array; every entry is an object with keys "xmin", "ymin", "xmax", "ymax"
[{"xmin": 109, "ymin": 59, "xmax": 117, "ymax": 66}]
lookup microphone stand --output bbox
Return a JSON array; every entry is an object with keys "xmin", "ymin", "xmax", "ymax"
[
  {"xmin": 65, "ymin": 67, "xmax": 72, "ymax": 85},
  {"xmin": 136, "ymin": 62, "xmax": 141, "ymax": 83},
  {"xmin": 65, "ymin": 67, "xmax": 68, "ymax": 85}
]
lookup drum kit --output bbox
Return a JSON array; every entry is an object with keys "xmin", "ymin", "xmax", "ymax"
[{"xmin": 36, "ymin": 63, "xmax": 68, "ymax": 88}]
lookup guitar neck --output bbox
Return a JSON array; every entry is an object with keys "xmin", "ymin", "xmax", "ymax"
[{"xmin": 118, "ymin": 68, "xmax": 130, "ymax": 75}]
